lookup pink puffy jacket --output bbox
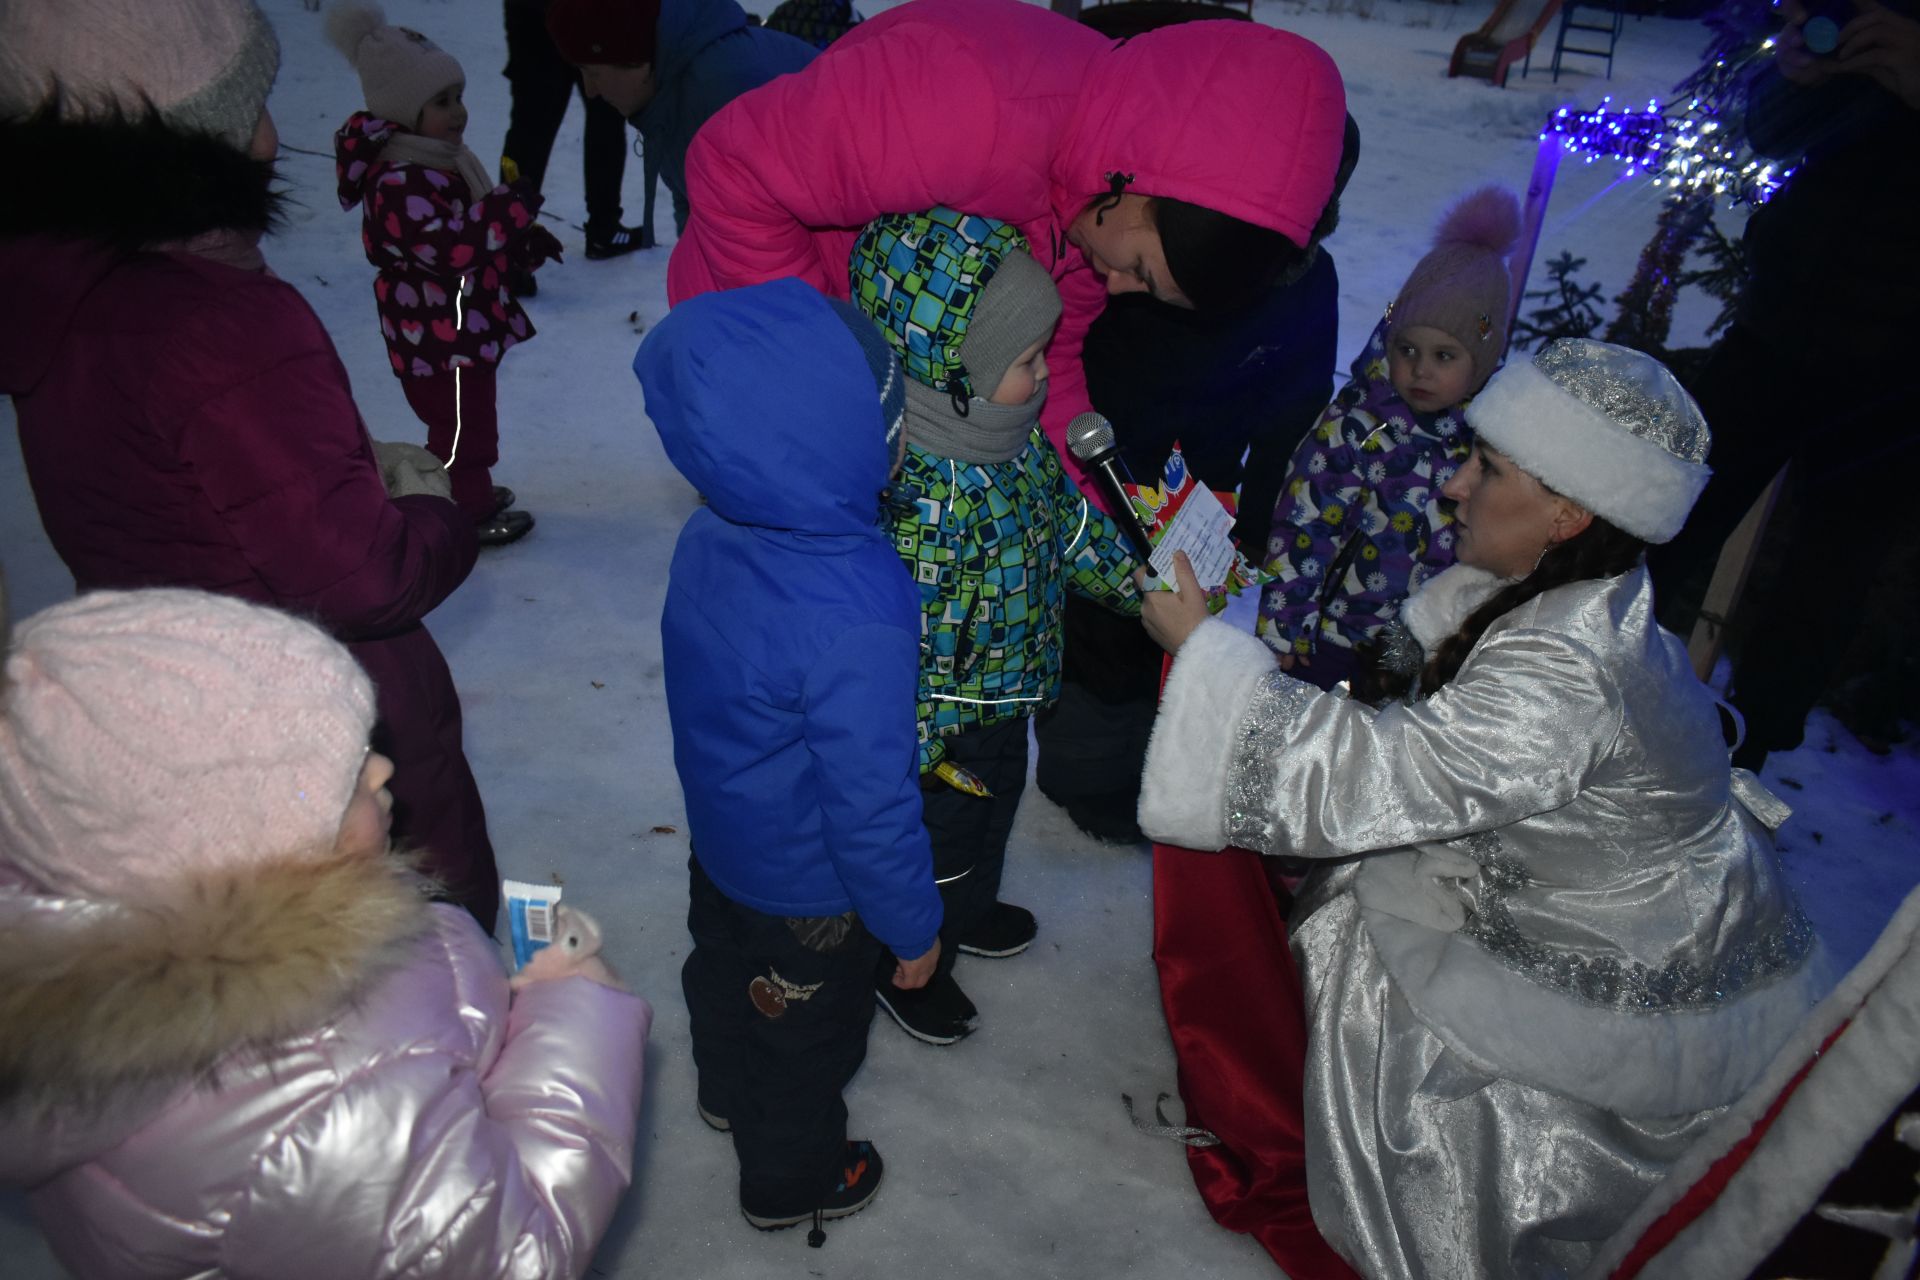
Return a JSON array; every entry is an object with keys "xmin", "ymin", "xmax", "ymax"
[
  {"xmin": 0, "ymin": 855, "xmax": 651, "ymax": 1280},
  {"xmin": 667, "ymin": 0, "xmax": 1346, "ymax": 503}
]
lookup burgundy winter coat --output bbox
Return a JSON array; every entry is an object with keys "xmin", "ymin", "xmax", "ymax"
[{"xmin": 0, "ymin": 234, "xmax": 501, "ymax": 927}]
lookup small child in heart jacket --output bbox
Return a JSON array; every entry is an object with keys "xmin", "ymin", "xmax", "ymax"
[{"xmin": 330, "ymin": 4, "xmax": 559, "ymax": 540}]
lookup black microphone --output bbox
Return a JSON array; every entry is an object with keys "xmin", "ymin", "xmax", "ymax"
[{"xmin": 1066, "ymin": 411, "xmax": 1159, "ymax": 582}]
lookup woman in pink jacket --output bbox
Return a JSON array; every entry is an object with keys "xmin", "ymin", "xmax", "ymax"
[
  {"xmin": 666, "ymin": 0, "xmax": 1348, "ymax": 499},
  {"xmin": 0, "ymin": 588, "xmax": 651, "ymax": 1280}
]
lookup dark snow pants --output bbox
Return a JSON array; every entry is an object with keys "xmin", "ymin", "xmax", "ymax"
[{"xmin": 682, "ymin": 857, "xmax": 881, "ymax": 1212}]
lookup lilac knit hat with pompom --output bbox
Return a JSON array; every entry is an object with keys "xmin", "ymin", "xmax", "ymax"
[
  {"xmin": 1388, "ymin": 185, "xmax": 1523, "ymax": 391},
  {"xmin": 0, "ymin": 589, "xmax": 376, "ymax": 903}
]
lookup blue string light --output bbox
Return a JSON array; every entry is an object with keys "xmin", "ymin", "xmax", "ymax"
[{"xmin": 1538, "ymin": 93, "xmax": 1792, "ymax": 206}]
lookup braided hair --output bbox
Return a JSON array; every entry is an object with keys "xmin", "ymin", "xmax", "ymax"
[{"xmin": 1355, "ymin": 515, "xmax": 1648, "ymax": 705}]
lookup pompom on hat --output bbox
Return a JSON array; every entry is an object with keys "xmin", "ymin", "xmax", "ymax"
[
  {"xmin": 0, "ymin": 0, "xmax": 279, "ymax": 150},
  {"xmin": 1465, "ymin": 338, "xmax": 1713, "ymax": 545},
  {"xmin": 327, "ymin": 2, "xmax": 464, "ymax": 130},
  {"xmin": 0, "ymin": 589, "xmax": 377, "ymax": 904},
  {"xmin": 1387, "ymin": 185, "xmax": 1522, "ymax": 391},
  {"xmin": 546, "ymin": 0, "xmax": 664, "ymax": 68}
]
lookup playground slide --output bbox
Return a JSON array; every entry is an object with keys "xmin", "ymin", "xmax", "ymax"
[{"xmin": 1449, "ymin": 0, "xmax": 1565, "ymax": 88}]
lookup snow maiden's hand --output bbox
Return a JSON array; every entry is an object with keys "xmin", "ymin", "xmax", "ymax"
[{"xmin": 1138, "ymin": 552, "xmax": 1213, "ymax": 655}]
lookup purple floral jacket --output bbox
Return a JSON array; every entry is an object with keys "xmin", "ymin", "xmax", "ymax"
[
  {"xmin": 1257, "ymin": 316, "xmax": 1472, "ymax": 657},
  {"xmin": 334, "ymin": 112, "xmax": 559, "ymax": 378}
]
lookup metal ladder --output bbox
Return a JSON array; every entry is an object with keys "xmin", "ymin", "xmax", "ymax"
[{"xmin": 1551, "ymin": 0, "xmax": 1626, "ymax": 81}]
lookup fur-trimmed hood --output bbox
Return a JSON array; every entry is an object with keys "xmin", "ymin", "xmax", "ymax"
[
  {"xmin": 0, "ymin": 110, "xmax": 282, "ymax": 399},
  {"xmin": 0, "ymin": 849, "xmax": 431, "ymax": 1173},
  {"xmin": 0, "ymin": 109, "xmax": 280, "ymax": 247}
]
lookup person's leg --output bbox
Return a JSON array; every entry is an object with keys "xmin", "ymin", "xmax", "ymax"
[
  {"xmin": 1728, "ymin": 426, "xmax": 1905, "ymax": 768},
  {"xmin": 682, "ymin": 856, "xmax": 754, "ymax": 1130},
  {"xmin": 349, "ymin": 630, "xmax": 500, "ymax": 932},
  {"xmin": 580, "ymin": 90, "xmax": 630, "ymax": 237},
  {"xmin": 403, "ymin": 366, "xmax": 499, "ymax": 521},
  {"xmin": 1034, "ymin": 597, "xmax": 1161, "ymax": 842},
  {"xmin": 498, "ymin": 0, "xmax": 573, "ymax": 198},
  {"xmin": 1646, "ymin": 327, "xmax": 1814, "ymax": 633},
  {"xmin": 941, "ymin": 717, "xmax": 1031, "ymax": 941},
  {"xmin": 915, "ymin": 763, "xmax": 994, "ymax": 984},
  {"xmin": 728, "ymin": 899, "xmax": 884, "ymax": 1215}
]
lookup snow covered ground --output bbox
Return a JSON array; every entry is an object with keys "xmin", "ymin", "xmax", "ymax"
[{"xmin": 3, "ymin": 0, "xmax": 1915, "ymax": 1275}]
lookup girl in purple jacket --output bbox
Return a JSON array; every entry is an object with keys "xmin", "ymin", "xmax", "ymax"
[
  {"xmin": 1257, "ymin": 187, "xmax": 1521, "ymax": 691},
  {"xmin": 331, "ymin": 4, "xmax": 561, "ymax": 545},
  {"xmin": 0, "ymin": 589, "xmax": 651, "ymax": 1280}
]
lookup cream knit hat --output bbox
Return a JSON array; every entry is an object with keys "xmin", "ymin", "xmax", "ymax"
[
  {"xmin": 0, "ymin": 590, "xmax": 377, "ymax": 902},
  {"xmin": 327, "ymin": 3, "xmax": 465, "ymax": 131}
]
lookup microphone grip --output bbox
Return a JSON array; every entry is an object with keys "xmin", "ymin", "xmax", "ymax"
[{"xmin": 1088, "ymin": 455, "xmax": 1160, "ymax": 578}]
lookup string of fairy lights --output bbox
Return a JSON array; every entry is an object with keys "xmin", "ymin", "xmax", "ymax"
[{"xmin": 1538, "ymin": 24, "xmax": 1793, "ymax": 207}]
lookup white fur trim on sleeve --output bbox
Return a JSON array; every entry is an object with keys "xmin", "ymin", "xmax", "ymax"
[
  {"xmin": 1466, "ymin": 359, "xmax": 1711, "ymax": 544},
  {"xmin": 1399, "ymin": 563, "xmax": 1509, "ymax": 652},
  {"xmin": 1138, "ymin": 619, "xmax": 1278, "ymax": 851}
]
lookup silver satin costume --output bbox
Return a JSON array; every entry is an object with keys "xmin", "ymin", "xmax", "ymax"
[{"xmin": 1138, "ymin": 568, "xmax": 1826, "ymax": 1279}]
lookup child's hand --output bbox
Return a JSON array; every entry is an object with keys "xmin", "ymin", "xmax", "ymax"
[
  {"xmin": 891, "ymin": 939, "xmax": 940, "ymax": 990},
  {"xmin": 510, "ymin": 905, "xmax": 625, "ymax": 991},
  {"xmin": 522, "ymin": 226, "xmax": 565, "ymax": 269},
  {"xmin": 1277, "ymin": 652, "xmax": 1312, "ymax": 671}
]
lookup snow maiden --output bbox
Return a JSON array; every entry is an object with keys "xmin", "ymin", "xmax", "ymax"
[{"xmin": 1137, "ymin": 338, "xmax": 1827, "ymax": 1278}]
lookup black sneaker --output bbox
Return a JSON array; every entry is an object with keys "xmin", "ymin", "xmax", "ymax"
[
  {"xmin": 507, "ymin": 266, "xmax": 537, "ymax": 297},
  {"xmin": 742, "ymin": 1140, "xmax": 883, "ymax": 1239},
  {"xmin": 489, "ymin": 485, "xmax": 516, "ymax": 517},
  {"xmin": 874, "ymin": 971, "xmax": 976, "ymax": 1045},
  {"xmin": 583, "ymin": 224, "xmax": 652, "ymax": 260},
  {"xmin": 476, "ymin": 508, "xmax": 534, "ymax": 548},
  {"xmin": 956, "ymin": 901, "xmax": 1036, "ymax": 958}
]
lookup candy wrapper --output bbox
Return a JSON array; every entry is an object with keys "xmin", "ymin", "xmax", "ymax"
[
  {"xmin": 503, "ymin": 878, "xmax": 562, "ymax": 969},
  {"xmin": 1121, "ymin": 444, "xmax": 1258, "ymax": 614}
]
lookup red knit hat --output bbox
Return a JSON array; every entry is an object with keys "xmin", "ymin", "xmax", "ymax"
[{"xmin": 546, "ymin": 0, "xmax": 661, "ymax": 67}]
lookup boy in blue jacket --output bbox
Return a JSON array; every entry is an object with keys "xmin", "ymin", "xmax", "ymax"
[{"xmin": 637, "ymin": 278, "xmax": 941, "ymax": 1240}]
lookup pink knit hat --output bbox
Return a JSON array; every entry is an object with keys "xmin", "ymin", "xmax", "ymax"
[
  {"xmin": 0, "ymin": 590, "xmax": 377, "ymax": 902},
  {"xmin": 0, "ymin": 0, "xmax": 279, "ymax": 150}
]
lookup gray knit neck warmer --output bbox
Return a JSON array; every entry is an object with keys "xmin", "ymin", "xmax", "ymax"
[{"xmin": 901, "ymin": 377, "xmax": 1043, "ymax": 465}]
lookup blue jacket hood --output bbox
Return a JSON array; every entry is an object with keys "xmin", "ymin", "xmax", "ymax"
[
  {"xmin": 653, "ymin": 0, "xmax": 751, "ymax": 85},
  {"xmin": 636, "ymin": 278, "xmax": 891, "ymax": 539}
]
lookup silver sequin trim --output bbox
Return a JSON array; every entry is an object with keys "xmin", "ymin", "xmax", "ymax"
[
  {"xmin": 1535, "ymin": 339, "xmax": 1712, "ymax": 463},
  {"xmin": 1457, "ymin": 830, "xmax": 1814, "ymax": 1011},
  {"xmin": 1225, "ymin": 672, "xmax": 1322, "ymax": 851}
]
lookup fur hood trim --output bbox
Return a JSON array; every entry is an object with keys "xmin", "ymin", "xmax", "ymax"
[
  {"xmin": 0, "ymin": 850, "xmax": 432, "ymax": 1107},
  {"xmin": 0, "ymin": 106, "xmax": 281, "ymax": 246}
]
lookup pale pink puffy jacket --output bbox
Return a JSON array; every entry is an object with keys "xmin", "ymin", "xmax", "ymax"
[
  {"xmin": 667, "ymin": 0, "xmax": 1347, "ymax": 504},
  {"xmin": 0, "ymin": 856, "xmax": 651, "ymax": 1280}
]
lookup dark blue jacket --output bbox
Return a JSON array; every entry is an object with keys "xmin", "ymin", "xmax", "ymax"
[
  {"xmin": 634, "ymin": 0, "xmax": 816, "ymax": 238},
  {"xmin": 637, "ymin": 279, "xmax": 941, "ymax": 958}
]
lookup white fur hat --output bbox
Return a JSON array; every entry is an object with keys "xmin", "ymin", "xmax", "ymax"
[{"xmin": 1464, "ymin": 338, "xmax": 1712, "ymax": 544}]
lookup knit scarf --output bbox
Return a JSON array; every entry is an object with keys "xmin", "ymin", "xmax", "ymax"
[
  {"xmin": 901, "ymin": 378, "xmax": 1045, "ymax": 465},
  {"xmin": 378, "ymin": 132, "xmax": 496, "ymax": 207}
]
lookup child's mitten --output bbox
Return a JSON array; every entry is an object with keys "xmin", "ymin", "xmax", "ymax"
[{"xmin": 520, "ymin": 226, "xmax": 565, "ymax": 271}]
